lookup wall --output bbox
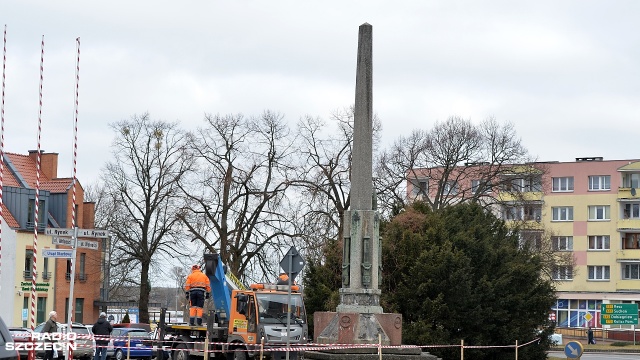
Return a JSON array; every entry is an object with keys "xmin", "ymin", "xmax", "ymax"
[{"xmin": 0, "ymin": 219, "xmax": 18, "ymax": 324}]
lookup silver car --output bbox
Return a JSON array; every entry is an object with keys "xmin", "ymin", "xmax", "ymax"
[{"xmin": 33, "ymin": 322, "xmax": 95, "ymax": 359}]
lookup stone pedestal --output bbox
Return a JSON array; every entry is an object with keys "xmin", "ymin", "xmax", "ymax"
[{"xmin": 315, "ymin": 311, "xmax": 401, "ymax": 346}]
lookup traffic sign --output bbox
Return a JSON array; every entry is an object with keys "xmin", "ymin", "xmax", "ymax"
[
  {"xmin": 564, "ymin": 341, "xmax": 583, "ymax": 359},
  {"xmin": 280, "ymin": 246, "xmax": 305, "ymax": 281},
  {"xmin": 42, "ymin": 249, "xmax": 74, "ymax": 258},
  {"xmin": 600, "ymin": 303, "xmax": 639, "ymax": 325}
]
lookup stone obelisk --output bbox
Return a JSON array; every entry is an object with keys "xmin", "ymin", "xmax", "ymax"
[
  {"xmin": 314, "ymin": 22, "xmax": 398, "ymax": 346},
  {"xmin": 308, "ymin": 23, "xmax": 440, "ymax": 360}
]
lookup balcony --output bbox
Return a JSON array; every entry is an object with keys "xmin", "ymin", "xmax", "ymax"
[
  {"xmin": 617, "ymin": 249, "xmax": 640, "ymax": 260},
  {"xmin": 618, "ymin": 219, "xmax": 640, "ymax": 231},
  {"xmin": 617, "ymin": 279, "xmax": 640, "ymax": 291},
  {"xmin": 66, "ymin": 272, "xmax": 88, "ymax": 282},
  {"xmin": 618, "ymin": 188, "xmax": 640, "ymax": 200},
  {"xmin": 25, "ymin": 221, "xmax": 46, "ymax": 232},
  {"xmin": 23, "ymin": 271, "xmax": 35, "ymax": 280},
  {"xmin": 42, "ymin": 272, "xmax": 52, "ymax": 281}
]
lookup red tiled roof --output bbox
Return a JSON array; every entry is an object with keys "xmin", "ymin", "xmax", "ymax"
[
  {"xmin": 5, "ymin": 153, "xmax": 51, "ymax": 188},
  {"xmin": 41, "ymin": 178, "xmax": 73, "ymax": 193},
  {"xmin": 1, "ymin": 204, "xmax": 19, "ymax": 228},
  {"xmin": 0, "ymin": 161, "xmax": 20, "ymax": 187}
]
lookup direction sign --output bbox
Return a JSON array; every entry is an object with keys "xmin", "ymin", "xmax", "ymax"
[
  {"xmin": 564, "ymin": 341, "xmax": 583, "ymax": 359},
  {"xmin": 45, "ymin": 228, "xmax": 75, "ymax": 237},
  {"xmin": 52, "ymin": 236, "xmax": 100, "ymax": 249},
  {"xmin": 600, "ymin": 303, "xmax": 639, "ymax": 325},
  {"xmin": 77, "ymin": 240, "xmax": 99, "ymax": 249},
  {"xmin": 52, "ymin": 236, "xmax": 74, "ymax": 246},
  {"xmin": 42, "ymin": 249, "xmax": 74, "ymax": 258},
  {"xmin": 46, "ymin": 228, "xmax": 111, "ymax": 238},
  {"xmin": 77, "ymin": 229, "xmax": 110, "ymax": 238}
]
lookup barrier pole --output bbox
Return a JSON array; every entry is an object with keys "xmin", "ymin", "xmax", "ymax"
[
  {"xmin": 203, "ymin": 335, "xmax": 209, "ymax": 360},
  {"xmin": 515, "ymin": 339, "xmax": 518, "ymax": 360},
  {"xmin": 460, "ymin": 339, "xmax": 464, "ymax": 360},
  {"xmin": 259, "ymin": 337, "xmax": 264, "ymax": 360},
  {"xmin": 127, "ymin": 333, "xmax": 131, "ymax": 360},
  {"xmin": 378, "ymin": 333, "xmax": 382, "ymax": 360}
]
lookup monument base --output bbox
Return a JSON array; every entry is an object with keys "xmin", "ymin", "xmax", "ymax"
[
  {"xmin": 315, "ymin": 311, "xmax": 401, "ymax": 345},
  {"xmin": 304, "ymin": 349, "xmax": 440, "ymax": 360}
]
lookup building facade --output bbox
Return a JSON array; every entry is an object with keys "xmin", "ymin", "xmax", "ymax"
[
  {"xmin": 1, "ymin": 151, "xmax": 105, "ymax": 327},
  {"xmin": 409, "ymin": 157, "xmax": 640, "ymax": 329}
]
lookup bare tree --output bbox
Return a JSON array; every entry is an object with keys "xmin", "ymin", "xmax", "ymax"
[
  {"xmin": 378, "ymin": 116, "xmax": 534, "ymax": 212},
  {"xmin": 102, "ymin": 113, "xmax": 194, "ymax": 323},
  {"xmin": 178, "ymin": 111, "xmax": 300, "ymax": 283},
  {"xmin": 292, "ymin": 107, "xmax": 382, "ymax": 261}
]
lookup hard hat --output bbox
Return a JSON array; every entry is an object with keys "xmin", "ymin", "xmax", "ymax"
[{"xmin": 192, "ymin": 264, "xmax": 200, "ymax": 270}]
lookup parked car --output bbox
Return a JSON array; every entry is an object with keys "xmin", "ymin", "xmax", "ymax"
[
  {"xmin": 33, "ymin": 322, "xmax": 95, "ymax": 359},
  {"xmin": 7, "ymin": 328, "xmax": 31, "ymax": 360},
  {"xmin": 0, "ymin": 316, "xmax": 19, "ymax": 360},
  {"xmin": 107, "ymin": 328, "xmax": 152, "ymax": 360},
  {"xmin": 112, "ymin": 324, "xmax": 151, "ymax": 333}
]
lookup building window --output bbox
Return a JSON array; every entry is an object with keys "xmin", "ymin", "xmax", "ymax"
[
  {"xmin": 42, "ymin": 258, "xmax": 50, "ymax": 280},
  {"xmin": 66, "ymin": 260, "xmax": 72, "ymax": 280},
  {"xmin": 623, "ymin": 233, "xmax": 640, "ymax": 249},
  {"xmin": 553, "ymin": 266, "xmax": 573, "ymax": 280},
  {"xmin": 588, "ymin": 266, "xmax": 610, "ymax": 280},
  {"xmin": 524, "ymin": 205, "xmax": 542, "ymax": 221},
  {"xmin": 472, "ymin": 179, "xmax": 490, "ymax": 194},
  {"xmin": 623, "ymin": 263, "xmax": 640, "ymax": 280},
  {"xmin": 503, "ymin": 176, "xmax": 542, "ymax": 192},
  {"xmin": 552, "ymin": 177, "xmax": 574, "ymax": 192},
  {"xmin": 444, "ymin": 181, "xmax": 458, "ymax": 195},
  {"xmin": 623, "ymin": 204, "xmax": 640, "ymax": 219},
  {"xmin": 79, "ymin": 253, "xmax": 86, "ymax": 278},
  {"xmin": 22, "ymin": 297, "xmax": 28, "ymax": 328},
  {"xmin": 410, "ymin": 178, "xmax": 428, "ymax": 197},
  {"xmin": 27, "ymin": 199, "xmax": 45, "ymax": 229},
  {"xmin": 75, "ymin": 298, "xmax": 84, "ymax": 324},
  {"xmin": 24, "ymin": 250, "xmax": 34, "ymax": 279},
  {"xmin": 588, "ymin": 175, "xmax": 610, "ymax": 191},
  {"xmin": 588, "ymin": 205, "xmax": 610, "ymax": 221},
  {"xmin": 552, "ymin": 207, "xmax": 573, "ymax": 221},
  {"xmin": 519, "ymin": 231, "xmax": 542, "ymax": 250},
  {"xmin": 588, "ymin": 235, "xmax": 610, "ymax": 250},
  {"xmin": 552, "ymin": 236, "xmax": 573, "ymax": 251},
  {"xmin": 36, "ymin": 297, "xmax": 46, "ymax": 324},
  {"xmin": 623, "ymin": 173, "xmax": 640, "ymax": 188},
  {"xmin": 504, "ymin": 205, "xmax": 521, "ymax": 221}
]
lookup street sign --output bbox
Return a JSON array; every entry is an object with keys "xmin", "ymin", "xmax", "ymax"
[
  {"xmin": 46, "ymin": 228, "xmax": 111, "ymax": 238},
  {"xmin": 42, "ymin": 249, "xmax": 74, "ymax": 258},
  {"xmin": 279, "ymin": 246, "xmax": 305, "ymax": 281},
  {"xmin": 77, "ymin": 240, "xmax": 99, "ymax": 249},
  {"xmin": 53, "ymin": 236, "xmax": 99, "ymax": 249},
  {"xmin": 583, "ymin": 312, "xmax": 593, "ymax": 323},
  {"xmin": 77, "ymin": 229, "xmax": 110, "ymax": 238},
  {"xmin": 45, "ymin": 228, "xmax": 74, "ymax": 237},
  {"xmin": 564, "ymin": 341, "xmax": 583, "ymax": 359},
  {"xmin": 600, "ymin": 303, "xmax": 639, "ymax": 325}
]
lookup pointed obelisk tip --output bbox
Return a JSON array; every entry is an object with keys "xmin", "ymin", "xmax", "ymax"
[{"xmin": 360, "ymin": 22, "xmax": 372, "ymax": 27}]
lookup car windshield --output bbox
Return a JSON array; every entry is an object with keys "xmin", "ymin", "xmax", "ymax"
[
  {"xmin": 257, "ymin": 293, "xmax": 306, "ymax": 325},
  {"xmin": 71, "ymin": 327, "xmax": 90, "ymax": 335}
]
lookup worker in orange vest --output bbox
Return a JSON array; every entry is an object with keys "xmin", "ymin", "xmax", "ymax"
[{"xmin": 184, "ymin": 264, "xmax": 211, "ymax": 326}]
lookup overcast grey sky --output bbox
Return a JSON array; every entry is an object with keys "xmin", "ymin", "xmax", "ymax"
[{"xmin": 2, "ymin": 1, "xmax": 639, "ymax": 186}]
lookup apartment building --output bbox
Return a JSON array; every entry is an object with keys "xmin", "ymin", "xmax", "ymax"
[
  {"xmin": 1, "ymin": 151, "xmax": 105, "ymax": 327},
  {"xmin": 408, "ymin": 157, "xmax": 640, "ymax": 329}
]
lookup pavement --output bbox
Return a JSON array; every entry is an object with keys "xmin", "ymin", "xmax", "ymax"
[{"xmin": 552, "ymin": 335, "xmax": 640, "ymax": 354}]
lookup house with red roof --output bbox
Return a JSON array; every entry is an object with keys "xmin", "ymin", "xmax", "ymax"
[{"xmin": 1, "ymin": 150, "xmax": 103, "ymax": 326}]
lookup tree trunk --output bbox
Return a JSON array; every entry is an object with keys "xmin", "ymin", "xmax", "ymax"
[{"xmin": 139, "ymin": 261, "xmax": 150, "ymax": 323}]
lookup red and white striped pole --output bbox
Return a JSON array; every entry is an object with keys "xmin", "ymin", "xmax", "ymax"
[
  {"xmin": 29, "ymin": 35, "xmax": 45, "ymax": 334},
  {"xmin": 0, "ymin": 24, "xmax": 7, "ymax": 296},
  {"xmin": 66, "ymin": 37, "xmax": 80, "ymax": 360}
]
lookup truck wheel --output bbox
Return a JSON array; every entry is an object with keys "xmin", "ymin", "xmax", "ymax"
[
  {"xmin": 172, "ymin": 344, "xmax": 189, "ymax": 360},
  {"xmin": 232, "ymin": 349, "xmax": 246, "ymax": 360}
]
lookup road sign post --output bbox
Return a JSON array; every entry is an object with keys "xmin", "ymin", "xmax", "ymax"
[{"xmin": 600, "ymin": 303, "xmax": 639, "ymax": 325}]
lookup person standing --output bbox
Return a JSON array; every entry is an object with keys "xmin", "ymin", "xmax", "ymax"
[
  {"xmin": 92, "ymin": 312, "xmax": 113, "ymax": 360},
  {"xmin": 587, "ymin": 326, "xmax": 595, "ymax": 344},
  {"xmin": 42, "ymin": 311, "xmax": 58, "ymax": 360},
  {"xmin": 184, "ymin": 264, "xmax": 211, "ymax": 326}
]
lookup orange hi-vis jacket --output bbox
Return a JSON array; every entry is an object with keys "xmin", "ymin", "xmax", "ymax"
[{"xmin": 185, "ymin": 269, "xmax": 211, "ymax": 292}]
